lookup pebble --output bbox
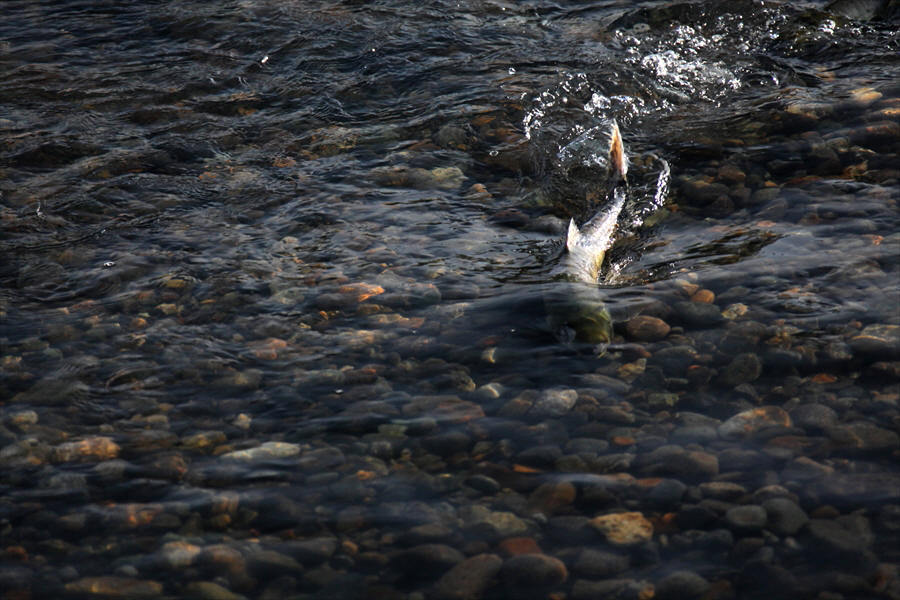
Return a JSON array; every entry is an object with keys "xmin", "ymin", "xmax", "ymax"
[
  {"xmin": 395, "ymin": 544, "xmax": 465, "ymax": 577},
  {"xmin": 184, "ymin": 581, "xmax": 247, "ymax": 600},
  {"xmin": 53, "ymin": 436, "xmax": 120, "ymax": 463},
  {"xmin": 724, "ymin": 504, "xmax": 768, "ymax": 533},
  {"xmin": 625, "ymin": 315, "xmax": 671, "ymax": 341},
  {"xmin": 432, "ymin": 553, "xmax": 502, "ymax": 600},
  {"xmin": 718, "ymin": 353, "xmax": 762, "ymax": 386},
  {"xmin": 673, "ymin": 301, "xmax": 725, "ymax": 328},
  {"xmin": 573, "ymin": 548, "xmax": 630, "ymax": 578},
  {"xmin": 221, "ymin": 442, "xmax": 301, "ymax": 461},
  {"xmin": 826, "ymin": 422, "xmax": 900, "ymax": 453},
  {"xmin": 762, "ymin": 498, "xmax": 808, "ymax": 536},
  {"xmin": 64, "ymin": 576, "xmax": 163, "ymax": 598},
  {"xmin": 655, "ymin": 570, "xmax": 710, "ymax": 600},
  {"xmin": 532, "ymin": 388, "xmax": 578, "ymax": 417},
  {"xmin": 849, "ymin": 324, "xmax": 900, "ymax": 356},
  {"xmin": 570, "ymin": 578, "xmax": 654, "ymax": 600},
  {"xmin": 789, "ymin": 404, "xmax": 838, "ymax": 432},
  {"xmin": 527, "ymin": 480, "xmax": 576, "ymax": 514},
  {"xmin": 719, "ymin": 406, "xmax": 792, "ymax": 439},
  {"xmin": 461, "ymin": 506, "xmax": 529, "ymax": 539},
  {"xmin": 500, "ymin": 553, "xmax": 568, "ymax": 588},
  {"xmin": 591, "ymin": 511, "xmax": 654, "ymax": 546}
]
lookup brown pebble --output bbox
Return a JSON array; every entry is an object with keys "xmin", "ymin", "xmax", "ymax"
[
  {"xmin": 626, "ymin": 315, "xmax": 671, "ymax": 342},
  {"xmin": 691, "ymin": 289, "xmax": 715, "ymax": 303}
]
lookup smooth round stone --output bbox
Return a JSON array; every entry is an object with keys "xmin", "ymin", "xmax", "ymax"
[
  {"xmin": 655, "ymin": 570, "xmax": 711, "ymax": 600},
  {"xmin": 183, "ymin": 581, "xmax": 246, "ymax": 600},
  {"xmin": 825, "ymin": 422, "xmax": 899, "ymax": 453},
  {"xmin": 626, "ymin": 315, "xmax": 671, "ymax": 341},
  {"xmin": 807, "ymin": 518, "xmax": 872, "ymax": 555},
  {"xmin": 571, "ymin": 578, "xmax": 653, "ymax": 600},
  {"xmin": 789, "ymin": 404, "xmax": 838, "ymax": 432},
  {"xmin": 500, "ymin": 553, "xmax": 568, "ymax": 588},
  {"xmin": 725, "ymin": 505, "xmax": 768, "ymax": 533},
  {"xmin": 699, "ymin": 481, "xmax": 747, "ymax": 500},
  {"xmin": 719, "ymin": 406, "xmax": 792, "ymax": 439},
  {"xmin": 573, "ymin": 549, "xmax": 630, "ymax": 578},
  {"xmin": 528, "ymin": 481, "xmax": 576, "ymax": 514},
  {"xmin": 763, "ymin": 498, "xmax": 809, "ymax": 536},
  {"xmin": 850, "ymin": 324, "xmax": 900, "ymax": 357},
  {"xmin": 646, "ymin": 479, "xmax": 687, "ymax": 506},
  {"xmin": 673, "ymin": 301, "xmax": 724, "ymax": 328},
  {"xmin": 465, "ymin": 474, "xmax": 501, "ymax": 495},
  {"xmin": 394, "ymin": 544, "xmax": 464, "ymax": 576},
  {"xmin": 532, "ymin": 388, "xmax": 578, "ymax": 417},
  {"xmin": 432, "ymin": 553, "xmax": 502, "ymax": 600},
  {"xmin": 652, "ymin": 345, "xmax": 700, "ymax": 375},
  {"xmin": 718, "ymin": 353, "xmax": 762, "ymax": 386}
]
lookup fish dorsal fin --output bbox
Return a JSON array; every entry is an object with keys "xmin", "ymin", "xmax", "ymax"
[
  {"xmin": 609, "ymin": 120, "xmax": 628, "ymax": 182},
  {"xmin": 566, "ymin": 218, "xmax": 582, "ymax": 252}
]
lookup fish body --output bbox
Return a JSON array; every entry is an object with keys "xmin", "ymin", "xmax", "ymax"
[{"xmin": 545, "ymin": 121, "xmax": 629, "ymax": 346}]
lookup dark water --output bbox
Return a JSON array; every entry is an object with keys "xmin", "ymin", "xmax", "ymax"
[{"xmin": 1, "ymin": 1, "xmax": 899, "ymax": 598}]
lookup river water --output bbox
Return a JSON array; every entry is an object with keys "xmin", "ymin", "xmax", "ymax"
[{"xmin": 1, "ymin": 1, "xmax": 899, "ymax": 599}]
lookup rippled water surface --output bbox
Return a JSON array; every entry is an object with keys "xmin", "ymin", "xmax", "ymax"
[{"xmin": 2, "ymin": 1, "xmax": 899, "ymax": 598}]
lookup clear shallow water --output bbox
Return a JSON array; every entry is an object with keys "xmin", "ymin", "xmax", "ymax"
[{"xmin": 1, "ymin": 1, "xmax": 899, "ymax": 599}]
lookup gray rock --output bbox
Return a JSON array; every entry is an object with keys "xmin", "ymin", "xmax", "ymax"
[
  {"xmin": 763, "ymin": 498, "xmax": 808, "ymax": 536},
  {"xmin": 532, "ymin": 388, "xmax": 578, "ymax": 417},
  {"xmin": 394, "ymin": 544, "xmax": 465, "ymax": 577},
  {"xmin": 673, "ymin": 302, "xmax": 724, "ymax": 328},
  {"xmin": 826, "ymin": 422, "xmax": 900, "ymax": 454},
  {"xmin": 571, "ymin": 578, "xmax": 652, "ymax": 600},
  {"xmin": 789, "ymin": 404, "xmax": 838, "ymax": 432},
  {"xmin": 432, "ymin": 553, "xmax": 502, "ymax": 600},
  {"xmin": 501, "ymin": 554, "xmax": 567, "ymax": 588},
  {"xmin": 573, "ymin": 549, "xmax": 630, "ymax": 578},
  {"xmin": 719, "ymin": 353, "xmax": 762, "ymax": 386},
  {"xmin": 725, "ymin": 505, "xmax": 768, "ymax": 533},
  {"xmin": 655, "ymin": 570, "xmax": 710, "ymax": 600},
  {"xmin": 807, "ymin": 517, "xmax": 872, "ymax": 556}
]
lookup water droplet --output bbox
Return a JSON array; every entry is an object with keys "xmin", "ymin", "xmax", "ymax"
[
  {"xmin": 508, "ymin": 67, "xmax": 516, "ymax": 74},
  {"xmin": 103, "ymin": 261, "xmax": 116, "ymax": 268},
  {"xmin": 489, "ymin": 149, "xmax": 499, "ymax": 157}
]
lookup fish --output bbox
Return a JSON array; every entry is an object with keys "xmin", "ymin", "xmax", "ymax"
[
  {"xmin": 546, "ymin": 121, "xmax": 630, "ymax": 346},
  {"xmin": 558, "ymin": 119, "xmax": 628, "ymax": 283}
]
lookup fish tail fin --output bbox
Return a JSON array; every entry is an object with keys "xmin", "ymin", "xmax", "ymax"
[
  {"xmin": 566, "ymin": 218, "xmax": 582, "ymax": 252},
  {"xmin": 609, "ymin": 120, "xmax": 628, "ymax": 183}
]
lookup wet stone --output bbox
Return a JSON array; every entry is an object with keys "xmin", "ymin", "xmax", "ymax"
[
  {"xmin": 789, "ymin": 404, "xmax": 838, "ymax": 432},
  {"xmin": 591, "ymin": 512, "xmax": 654, "ymax": 546},
  {"xmin": 394, "ymin": 544, "xmax": 464, "ymax": 577},
  {"xmin": 184, "ymin": 581, "xmax": 246, "ymax": 600},
  {"xmin": 571, "ymin": 578, "xmax": 654, "ymax": 600},
  {"xmin": 762, "ymin": 498, "xmax": 808, "ymax": 536},
  {"xmin": 826, "ymin": 422, "xmax": 899, "ymax": 454},
  {"xmin": 460, "ymin": 505, "xmax": 529, "ymax": 539},
  {"xmin": 718, "ymin": 352, "xmax": 762, "ymax": 386},
  {"xmin": 53, "ymin": 436, "xmax": 120, "ymax": 463},
  {"xmin": 65, "ymin": 576, "xmax": 164, "ymax": 598},
  {"xmin": 850, "ymin": 324, "xmax": 900, "ymax": 357},
  {"xmin": 528, "ymin": 480, "xmax": 576, "ymax": 515},
  {"xmin": 280, "ymin": 536, "xmax": 338, "ymax": 565},
  {"xmin": 673, "ymin": 301, "xmax": 724, "ymax": 328},
  {"xmin": 500, "ymin": 553, "xmax": 568, "ymax": 589},
  {"xmin": 573, "ymin": 548, "xmax": 630, "ymax": 578},
  {"xmin": 807, "ymin": 517, "xmax": 873, "ymax": 557},
  {"xmin": 724, "ymin": 504, "xmax": 768, "ymax": 534},
  {"xmin": 432, "ymin": 553, "xmax": 502, "ymax": 600},
  {"xmin": 532, "ymin": 388, "xmax": 577, "ymax": 417},
  {"xmin": 699, "ymin": 481, "xmax": 747, "ymax": 501},
  {"xmin": 652, "ymin": 345, "xmax": 700, "ymax": 375},
  {"xmin": 719, "ymin": 406, "xmax": 792, "ymax": 439},
  {"xmin": 655, "ymin": 570, "xmax": 710, "ymax": 600},
  {"xmin": 246, "ymin": 549, "xmax": 302, "ymax": 578},
  {"xmin": 625, "ymin": 315, "xmax": 671, "ymax": 341}
]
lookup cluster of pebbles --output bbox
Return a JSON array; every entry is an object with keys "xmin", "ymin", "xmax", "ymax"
[{"xmin": 1, "ymin": 4, "xmax": 899, "ymax": 600}]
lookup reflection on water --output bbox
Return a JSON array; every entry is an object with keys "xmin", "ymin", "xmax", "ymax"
[{"xmin": 1, "ymin": 0, "xmax": 899, "ymax": 598}]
